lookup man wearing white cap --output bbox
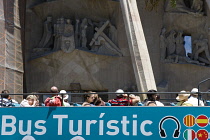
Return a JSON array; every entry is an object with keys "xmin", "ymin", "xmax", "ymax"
[
  {"xmin": 185, "ymin": 88, "xmax": 204, "ymax": 106},
  {"xmin": 59, "ymin": 90, "xmax": 71, "ymax": 107}
]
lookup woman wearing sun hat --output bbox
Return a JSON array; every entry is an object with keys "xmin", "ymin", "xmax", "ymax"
[{"xmin": 176, "ymin": 90, "xmax": 193, "ymax": 106}]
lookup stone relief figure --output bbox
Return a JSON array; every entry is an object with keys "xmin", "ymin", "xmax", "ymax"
[
  {"xmin": 160, "ymin": 29, "xmax": 204, "ymax": 65},
  {"xmin": 175, "ymin": 31, "xmax": 186, "ymax": 56},
  {"xmin": 80, "ymin": 18, "xmax": 88, "ymax": 49},
  {"xmin": 53, "ymin": 17, "xmax": 65, "ymax": 51},
  {"xmin": 165, "ymin": 0, "xmax": 204, "ymax": 16},
  {"xmin": 160, "ymin": 28, "xmax": 167, "ymax": 62},
  {"xmin": 38, "ymin": 16, "xmax": 53, "ymax": 48},
  {"xmin": 75, "ymin": 19, "xmax": 80, "ymax": 48},
  {"xmin": 108, "ymin": 23, "xmax": 118, "ymax": 46},
  {"xmin": 191, "ymin": 0, "xmax": 203, "ymax": 13},
  {"xmin": 32, "ymin": 16, "xmax": 122, "ymax": 58},
  {"xmin": 89, "ymin": 20, "xmax": 122, "ymax": 56},
  {"xmin": 166, "ymin": 30, "xmax": 176, "ymax": 57},
  {"xmin": 193, "ymin": 35, "xmax": 210, "ymax": 64},
  {"xmin": 60, "ymin": 19, "xmax": 75, "ymax": 53}
]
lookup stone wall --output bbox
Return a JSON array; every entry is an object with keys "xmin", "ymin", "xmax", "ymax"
[
  {"xmin": 137, "ymin": 0, "xmax": 210, "ymax": 99},
  {"xmin": 24, "ymin": 0, "xmax": 210, "ymax": 101},
  {"xmin": 25, "ymin": 0, "xmax": 136, "ymax": 94}
]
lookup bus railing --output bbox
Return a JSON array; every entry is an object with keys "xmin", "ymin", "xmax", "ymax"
[{"xmin": 0, "ymin": 91, "xmax": 210, "ymax": 106}]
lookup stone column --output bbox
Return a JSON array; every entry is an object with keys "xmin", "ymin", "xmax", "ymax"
[{"xmin": 120, "ymin": 0, "xmax": 157, "ymax": 100}]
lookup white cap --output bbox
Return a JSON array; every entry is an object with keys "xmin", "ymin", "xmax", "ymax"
[
  {"xmin": 115, "ymin": 89, "xmax": 124, "ymax": 97},
  {"xmin": 191, "ymin": 88, "xmax": 198, "ymax": 93},
  {"xmin": 60, "ymin": 90, "xmax": 67, "ymax": 93},
  {"xmin": 115, "ymin": 89, "xmax": 124, "ymax": 93},
  {"xmin": 59, "ymin": 90, "xmax": 68, "ymax": 99}
]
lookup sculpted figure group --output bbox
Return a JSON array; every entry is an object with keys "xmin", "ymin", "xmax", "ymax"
[
  {"xmin": 33, "ymin": 16, "xmax": 122, "ymax": 57},
  {"xmin": 160, "ymin": 28, "xmax": 210, "ymax": 66},
  {"xmin": 165, "ymin": 0, "xmax": 204, "ymax": 16}
]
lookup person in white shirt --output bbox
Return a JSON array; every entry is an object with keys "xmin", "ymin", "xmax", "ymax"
[{"xmin": 185, "ymin": 88, "xmax": 204, "ymax": 106}]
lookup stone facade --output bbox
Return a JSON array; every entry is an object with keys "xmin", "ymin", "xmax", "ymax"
[
  {"xmin": 22, "ymin": 0, "xmax": 210, "ymax": 101},
  {"xmin": 25, "ymin": 0, "xmax": 136, "ymax": 97}
]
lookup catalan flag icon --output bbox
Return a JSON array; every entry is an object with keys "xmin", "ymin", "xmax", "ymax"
[
  {"xmin": 184, "ymin": 115, "xmax": 195, "ymax": 127},
  {"xmin": 183, "ymin": 129, "xmax": 196, "ymax": 140},
  {"xmin": 197, "ymin": 129, "xmax": 208, "ymax": 140},
  {"xmin": 196, "ymin": 115, "xmax": 208, "ymax": 127}
]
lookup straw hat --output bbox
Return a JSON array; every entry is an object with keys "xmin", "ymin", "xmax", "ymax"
[
  {"xmin": 59, "ymin": 90, "xmax": 69, "ymax": 100},
  {"xmin": 176, "ymin": 91, "xmax": 190, "ymax": 101}
]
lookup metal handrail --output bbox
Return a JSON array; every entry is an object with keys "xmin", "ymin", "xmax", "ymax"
[{"xmin": 1, "ymin": 91, "xmax": 210, "ymax": 95}]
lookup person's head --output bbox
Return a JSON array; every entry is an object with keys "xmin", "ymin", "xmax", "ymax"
[
  {"xmin": 115, "ymin": 89, "xmax": 124, "ymax": 98},
  {"xmin": 129, "ymin": 94, "xmax": 136, "ymax": 99},
  {"xmin": 176, "ymin": 91, "xmax": 190, "ymax": 102},
  {"xmin": 191, "ymin": 88, "xmax": 198, "ymax": 97},
  {"xmin": 51, "ymin": 86, "xmax": 58, "ymax": 96},
  {"xmin": 26, "ymin": 95, "xmax": 37, "ymax": 105},
  {"xmin": 84, "ymin": 94, "xmax": 95, "ymax": 103},
  {"xmin": 147, "ymin": 89, "xmax": 157, "ymax": 101},
  {"xmin": 59, "ymin": 90, "xmax": 69, "ymax": 100},
  {"xmin": 1, "ymin": 90, "xmax": 10, "ymax": 99},
  {"xmin": 94, "ymin": 97, "xmax": 103, "ymax": 106}
]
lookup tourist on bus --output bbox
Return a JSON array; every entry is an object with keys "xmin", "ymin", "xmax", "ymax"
[
  {"xmin": 20, "ymin": 95, "xmax": 38, "ymax": 107},
  {"xmin": 108, "ymin": 89, "xmax": 139, "ymax": 106},
  {"xmin": 44, "ymin": 86, "xmax": 62, "ymax": 106},
  {"xmin": 176, "ymin": 91, "xmax": 193, "ymax": 106},
  {"xmin": 144, "ymin": 89, "xmax": 164, "ymax": 106},
  {"xmin": 82, "ymin": 94, "xmax": 95, "ymax": 106},
  {"xmin": 0, "ymin": 90, "xmax": 13, "ymax": 107},
  {"xmin": 185, "ymin": 88, "xmax": 204, "ymax": 106},
  {"xmin": 94, "ymin": 97, "xmax": 104, "ymax": 106},
  {"xmin": 59, "ymin": 90, "xmax": 71, "ymax": 107}
]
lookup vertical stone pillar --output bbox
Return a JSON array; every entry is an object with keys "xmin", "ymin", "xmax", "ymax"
[
  {"xmin": 120, "ymin": 0, "xmax": 156, "ymax": 99},
  {"xmin": 0, "ymin": 0, "xmax": 24, "ymax": 101}
]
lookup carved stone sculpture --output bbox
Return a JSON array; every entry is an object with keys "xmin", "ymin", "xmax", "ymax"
[
  {"xmin": 108, "ymin": 23, "xmax": 118, "ymax": 46},
  {"xmin": 53, "ymin": 17, "xmax": 65, "ymax": 51},
  {"xmin": 193, "ymin": 35, "xmax": 210, "ymax": 64},
  {"xmin": 166, "ymin": 30, "xmax": 176, "ymax": 57},
  {"xmin": 191, "ymin": 0, "xmax": 203, "ymax": 13},
  {"xmin": 80, "ymin": 18, "xmax": 88, "ymax": 49},
  {"xmin": 38, "ymin": 16, "xmax": 53, "ymax": 48},
  {"xmin": 160, "ymin": 28, "xmax": 167, "ymax": 62},
  {"xmin": 175, "ymin": 31, "xmax": 186, "ymax": 56},
  {"xmin": 177, "ymin": 55, "xmax": 204, "ymax": 65},
  {"xmin": 89, "ymin": 21, "xmax": 122, "ymax": 56},
  {"xmin": 165, "ymin": 0, "xmax": 203, "ymax": 16},
  {"xmin": 60, "ymin": 19, "xmax": 75, "ymax": 53}
]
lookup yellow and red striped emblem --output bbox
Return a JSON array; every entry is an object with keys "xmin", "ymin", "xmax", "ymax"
[
  {"xmin": 184, "ymin": 115, "xmax": 195, "ymax": 127},
  {"xmin": 196, "ymin": 115, "xmax": 208, "ymax": 127}
]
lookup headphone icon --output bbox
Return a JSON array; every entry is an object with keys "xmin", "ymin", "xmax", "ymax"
[{"xmin": 159, "ymin": 116, "xmax": 180, "ymax": 138}]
